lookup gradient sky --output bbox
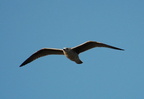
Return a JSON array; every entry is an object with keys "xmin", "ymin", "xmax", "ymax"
[{"xmin": 1, "ymin": 0, "xmax": 144, "ymax": 99}]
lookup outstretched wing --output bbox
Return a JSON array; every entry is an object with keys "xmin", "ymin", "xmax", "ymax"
[
  {"xmin": 72, "ymin": 41, "xmax": 124, "ymax": 54},
  {"xmin": 20, "ymin": 48, "xmax": 64, "ymax": 67}
]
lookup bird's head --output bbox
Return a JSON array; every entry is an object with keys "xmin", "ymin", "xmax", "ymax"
[{"xmin": 63, "ymin": 47, "xmax": 71, "ymax": 52}]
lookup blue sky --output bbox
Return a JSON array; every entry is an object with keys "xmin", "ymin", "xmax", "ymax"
[{"xmin": 1, "ymin": 0, "xmax": 144, "ymax": 99}]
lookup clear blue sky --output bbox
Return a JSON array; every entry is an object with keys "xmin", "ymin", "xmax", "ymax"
[{"xmin": 1, "ymin": 0, "xmax": 144, "ymax": 99}]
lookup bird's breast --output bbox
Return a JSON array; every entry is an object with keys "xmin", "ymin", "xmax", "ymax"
[{"xmin": 63, "ymin": 50, "xmax": 79, "ymax": 61}]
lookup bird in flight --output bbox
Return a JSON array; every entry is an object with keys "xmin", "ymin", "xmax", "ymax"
[{"xmin": 19, "ymin": 41, "xmax": 124, "ymax": 67}]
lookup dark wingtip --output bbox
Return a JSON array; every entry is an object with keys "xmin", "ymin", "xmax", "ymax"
[
  {"xmin": 19, "ymin": 63, "xmax": 26, "ymax": 67},
  {"xmin": 120, "ymin": 49, "xmax": 125, "ymax": 51},
  {"xmin": 114, "ymin": 47, "xmax": 124, "ymax": 51},
  {"xmin": 19, "ymin": 64, "xmax": 24, "ymax": 67}
]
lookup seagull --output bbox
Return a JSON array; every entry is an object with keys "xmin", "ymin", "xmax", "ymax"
[{"xmin": 19, "ymin": 41, "xmax": 124, "ymax": 67}]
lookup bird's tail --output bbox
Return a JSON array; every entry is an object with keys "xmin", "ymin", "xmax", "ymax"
[{"xmin": 76, "ymin": 60, "xmax": 83, "ymax": 64}]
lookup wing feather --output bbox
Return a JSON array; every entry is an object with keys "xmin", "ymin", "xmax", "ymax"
[
  {"xmin": 72, "ymin": 41, "xmax": 124, "ymax": 54},
  {"xmin": 20, "ymin": 48, "xmax": 64, "ymax": 67}
]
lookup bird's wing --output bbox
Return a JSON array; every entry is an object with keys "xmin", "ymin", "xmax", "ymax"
[
  {"xmin": 20, "ymin": 48, "xmax": 64, "ymax": 67},
  {"xmin": 72, "ymin": 41, "xmax": 124, "ymax": 54}
]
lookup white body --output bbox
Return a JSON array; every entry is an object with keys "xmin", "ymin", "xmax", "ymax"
[{"xmin": 63, "ymin": 48, "xmax": 83, "ymax": 64}]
